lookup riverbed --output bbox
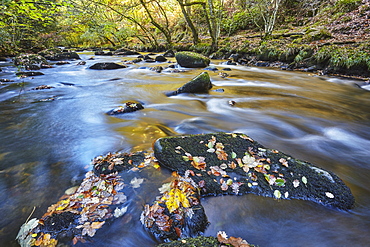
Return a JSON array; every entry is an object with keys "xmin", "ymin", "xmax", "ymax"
[{"xmin": 0, "ymin": 52, "xmax": 369, "ymax": 246}]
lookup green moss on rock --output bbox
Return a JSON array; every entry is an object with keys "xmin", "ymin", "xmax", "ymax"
[
  {"xmin": 175, "ymin": 51, "xmax": 210, "ymax": 68},
  {"xmin": 167, "ymin": 72, "xmax": 212, "ymax": 96}
]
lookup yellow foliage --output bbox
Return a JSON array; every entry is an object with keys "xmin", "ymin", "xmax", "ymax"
[
  {"xmin": 56, "ymin": 199, "xmax": 70, "ymax": 211},
  {"xmin": 162, "ymin": 188, "xmax": 190, "ymax": 213}
]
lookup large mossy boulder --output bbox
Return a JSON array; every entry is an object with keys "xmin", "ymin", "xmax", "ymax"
[
  {"xmin": 175, "ymin": 51, "xmax": 210, "ymax": 68},
  {"xmin": 89, "ymin": 62, "xmax": 127, "ymax": 70},
  {"xmin": 167, "ymin": 72, "xmax": 212, "ymax": 96},
  {"xmin": 153, "ymin": 132, "xmax": 355, "ymax": 210}
]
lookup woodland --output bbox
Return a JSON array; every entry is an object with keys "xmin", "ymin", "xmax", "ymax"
[{"xmin": 1, "ymin": 0, "xmax": 370, "ymax": 76}]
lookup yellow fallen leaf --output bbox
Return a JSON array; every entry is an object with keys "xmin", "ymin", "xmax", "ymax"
[
  {"xmin": 56, "ymin": 199, "xmax": 70, "ymax": 211},
  {"xmin": 91, "ymin": 221, "xmax": 105, "ymax": 229}
]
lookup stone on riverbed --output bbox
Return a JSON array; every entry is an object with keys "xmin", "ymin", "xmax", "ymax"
[
  {"xmin": 153, "ymin": 132, "xmax": 355, "ymax": 210},
  {"xmin": 166, "ymin": 72, "xmax": 212, "ymax": 96},
  {"xmin": 175, "ymin": 51, "xmax": 210, "ymax": 68},
  {"xmin": 89, "ymin": 62, "xmax": 127, "ymax": 70}
]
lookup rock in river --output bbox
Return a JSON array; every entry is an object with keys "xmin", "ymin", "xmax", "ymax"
[
  {"xmin": 175, "ymin": 51, "xmax": 210, "ymax": 68},
  {"xmin": 107, "ymin": 102, "xmax": 144, "ymax": 115},
  {"xmin": 166, "ymin": 72, "xmax": 212, "ymax": 96},
  {"xmin": 153, "ymin": 132, "xmax": 355, "ymax": 210},
  {"xmin": 17, "ymin": 132, "xmax": 355, "ymax": 246},
  {"xmin": 89, "ymin": 62, "xmax": 127, "ymax": 70}
]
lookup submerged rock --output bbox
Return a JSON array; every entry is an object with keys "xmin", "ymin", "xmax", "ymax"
[
  {"xmin": 166, "ymin": 72, "xmax": 212, "ymax": 96},
  {"xmin": 175, "ymin": 51, "xmax": 210, "ymax": 68},
  {"xmin": 89, "ymin": 62, "xmax": 127, "ymax": 70},
  {"xmin": 153, "ymin": 132, "xmax": 355, "ymax": 210}
]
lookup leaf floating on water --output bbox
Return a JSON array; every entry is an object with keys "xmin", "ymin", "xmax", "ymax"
[
  {"xmin": 130, "ymin": 177, "xmax": 144, "ymax": 188},
  {"xmin": 325, "ymin": 192, "xmax": 335, "ymax": 198},
  {"xmin": 114, "ymin": 206, "xmax": 128, "ymax": 218}
]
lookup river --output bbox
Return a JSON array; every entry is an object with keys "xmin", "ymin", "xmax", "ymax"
[{"xmin": 0, "ymin": 52, "xmax": 369, "ymax": 246}]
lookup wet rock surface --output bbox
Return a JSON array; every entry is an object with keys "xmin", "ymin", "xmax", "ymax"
[
  {"xmin": 89, "ymin": 62, "xmax": 127, "ymax": 70},
  {"xmin": 175, "ymin": 51, "xmax": 210, "ymax": 68},
  {"xmin": 16, "ymin": 71, "xmax": 44, "ymax": 77},
  {"xmin": 106, "ymin": 102, "xmax": 144, "ymax": 115},
  {"xmin": 154, "ymin": 133, "xmax": 355, "ymax": 210},
  {"xmin": 44, "ymin": 52, "xmax": 80, "ymax": 61},
  {"xmin": 17, "ymin": 132, "xmax": 355, "ymax": 246},
  {"xmin": 166, "ymin": 72, "xmax": 212, "ymax": 96}
]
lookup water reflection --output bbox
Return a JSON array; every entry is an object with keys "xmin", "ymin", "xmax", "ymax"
[{"xmin": 0, "ymin": 52, "xmax": 369, "ymax": 246}]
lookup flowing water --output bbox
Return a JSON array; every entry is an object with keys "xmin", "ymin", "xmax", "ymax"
[{"xmin": 0, "ymin": 52, "xmax": 369, "ymax": 246}]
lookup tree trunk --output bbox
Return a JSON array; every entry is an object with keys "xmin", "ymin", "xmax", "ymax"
[
  {"xmin": 139, "ymin": 0, "xmax": 173, "ymax": 47},
  {"xmin": 177, "ymin": 0, "xmax": 200, "ymax": 45}
]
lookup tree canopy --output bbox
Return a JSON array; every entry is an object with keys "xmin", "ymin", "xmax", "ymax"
[{"xmin": 0, "ymin": 0, "xmax": 366, "ymax": 54}]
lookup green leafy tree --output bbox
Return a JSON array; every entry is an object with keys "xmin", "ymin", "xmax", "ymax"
[{"xmin": 0, "ymin": 0, "xmax": 66, "ymax": 53}]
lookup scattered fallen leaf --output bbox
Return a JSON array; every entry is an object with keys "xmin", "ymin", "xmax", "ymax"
[
  {"xmin": 293, "ymin": 179, "xmax": 300, "ymax": 188},
  {"xmin": 325, "ymin": 192, "xmax": 334, "ymax": 198},
  {"xmin": 130, "ymin": 177, "xmax": 144, "ymax": 188},
  {"xmin": 274, "ymin": 190, "xmax": 281, "ymax": 199}
]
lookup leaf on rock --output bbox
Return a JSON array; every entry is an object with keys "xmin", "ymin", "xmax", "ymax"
[
  {"xmin": 274, "ymin": 190, "xmax": 281, "ymax": 199},
  {"xmin": 293, "ymin": 179, "xmax": 300, "ymax": 188},
  {"xmin": 302, "ymin": 176, "xmax": 308, "ymax": 185},
  {"xmin": 325, "ymin": 192, "xmax": 334, "ymax": 198}
]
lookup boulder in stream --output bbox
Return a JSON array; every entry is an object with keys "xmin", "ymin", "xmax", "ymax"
[
  {"xmin": 16, "ymin": 132, "xmax": 355, "ymax": 246},
  {"xmin": 89, "ymin": 62, "xmax": 127, "ymax": 70},
  {"xmin": 14, "ymin": 54, "xmax": 47, "ymax": 66},
  {"xmin": 153, "ymin": 132, "xmax": 355, "ymax": 210},
  {"xmin": 45, "ymin": 52, "xmax": 80, "ymax": 61},
  {"xmin": 166, "ymin": 72, "xmax": 212, "ymax": 96},
  {"xmin": 107, "ymin": 102, "xmax": 144, "ymax": 115},
  {"xmin": 16, "ymin": 71, "xmax": 44, "ymax": 77},
  {"xmin": 175, "ymin": 51, "xmax": 210, "ymax": 68}
]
